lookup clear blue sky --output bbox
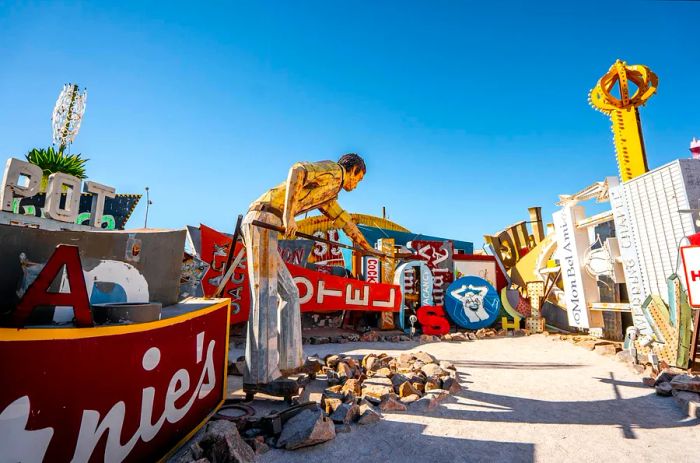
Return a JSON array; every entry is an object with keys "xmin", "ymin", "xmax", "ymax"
[{"xmin": 1, "ymin": 1, "xmax": 697, "ymax": 247}]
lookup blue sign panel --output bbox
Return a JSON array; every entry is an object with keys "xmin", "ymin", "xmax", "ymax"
[{"xmin": 444, "ymin": 276, "xmax": 500, "ymax": 329}]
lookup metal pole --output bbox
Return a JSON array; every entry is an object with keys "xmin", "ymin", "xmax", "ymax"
[{"xmin": 144, "ymin": 187, "xmax": 151, "ymax": 228}]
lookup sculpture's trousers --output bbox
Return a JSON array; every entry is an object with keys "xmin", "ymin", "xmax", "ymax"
[{"xmin": 242, "ymin": 210, "xmax": 304, "ymax": 385}]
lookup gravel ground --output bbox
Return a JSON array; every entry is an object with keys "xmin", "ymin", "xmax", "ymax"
[{"xmin": 240, "ymin": 334, "xmax": 700, "ymax": 463}]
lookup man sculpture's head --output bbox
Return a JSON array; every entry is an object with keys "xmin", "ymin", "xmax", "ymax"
[{"xmin": 338, "ymin": 153, "xmax": 366, "ymax": 191}]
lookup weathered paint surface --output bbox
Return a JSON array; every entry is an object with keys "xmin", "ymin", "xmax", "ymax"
[
  {"xmin": 444, "ymin": 276, "xmax": 500, "ymax": 330},
  {"xmin": 407, "ymin": 240, "xmax": 454, "ymax": 306},
  {"xmin": 0, "ymin": 300, "xmax": 230, "ymax": 463}
]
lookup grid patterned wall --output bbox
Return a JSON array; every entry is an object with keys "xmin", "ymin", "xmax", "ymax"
[{"xmin": 622, "ymin": 159, "xmax": 700, "ymax": 302}]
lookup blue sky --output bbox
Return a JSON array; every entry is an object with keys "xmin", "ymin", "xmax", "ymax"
[{"xmin": 0, "ymin": 1, "xmax": 697, "ymax": 246}]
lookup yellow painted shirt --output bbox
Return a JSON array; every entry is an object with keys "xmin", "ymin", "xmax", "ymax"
[{"xmin": 250, "ymin": 160, "xmax": 348, "ymax": 224}]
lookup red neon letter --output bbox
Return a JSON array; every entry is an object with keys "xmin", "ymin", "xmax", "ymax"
[
  {"xmin": 13, "ymin": 245, "xmax": 92, "ymax": 327},
  {"xmin": 417, "ymin": 305, "xmax": 450, "ymax": 336}
]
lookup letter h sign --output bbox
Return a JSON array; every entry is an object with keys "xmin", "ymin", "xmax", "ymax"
[{"xmin": 681, "ymin": 246, "xmax": 700, "ymax": 307}]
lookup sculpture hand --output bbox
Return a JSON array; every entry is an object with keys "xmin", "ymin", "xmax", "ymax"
[{"xmin": 284, "ymin": 218, "xmax": 298, "ymax": 239}]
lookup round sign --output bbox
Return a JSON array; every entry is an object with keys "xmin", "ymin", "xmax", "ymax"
[{"xmin": 444, "ymin": 276, "xmax": 501, "ymax": 329}]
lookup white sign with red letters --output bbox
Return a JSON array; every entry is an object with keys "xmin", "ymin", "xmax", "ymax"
[{"xmin": 681, "ymin": 246, "xmax": 700, "ymax": 306}]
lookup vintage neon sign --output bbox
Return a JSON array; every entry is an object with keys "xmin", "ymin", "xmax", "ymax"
[
  {"xmin": 444, "ymin": 276, "xmax": 501, "ymax": 330},
  {"xmin": 1, "ymin": 158, "xmax": 116, "ymax": 227},
  {"xmin": 394, "ymin": 260, "xmax": 434, "ymax": 331},
  {"xmin": 0, "ymin": 301, "xmax": 229, "ymax": 462},
  {"xmin": 292, "ymin": 264, "xmax": 400, "ymax": 312},
  {"xmin": 407, "ymin": 240, "xmax": 454, "ymax": 306},
  {"xmin": 363, "ymin": 256, "xmax": 381, "ymax": 283},
  {"xmin": 483, "ymin": 207, "xmax": 545, "ymax": 269}
]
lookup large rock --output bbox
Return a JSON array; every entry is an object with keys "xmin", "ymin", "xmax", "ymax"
[
  {"xmin": 415, "ymin": 352, "xmax": 436, "ymax": 364},
  {"xmin": 424, "ymin": 389, "xmax": 450, "ymax": 403},
  {"xmin": 411, "ymin": 396, "xmax": 438, "ymax": 412},
  {"xmin": 670, "ymin": 374, "xmax": 700, "ymax": 393},
  {"xmin": 400, "ymin": 394, "xmax": 420, "ymax": 404},
  {"xmin": 656, "ymin": 382, "xmax": 673, "ymax": 397},
  {"xmin": 362, "ymin": 353, "xmax": 377, "ymax": 368},
  {"xmin": 391, "ymin": 373, "xmax": 410, "ymax": 389},
  {"xmin": 672, "ymin": 390, "xmax": 700, "ymax": 418},
  {"xmin": 399, "ymin": 353, "xmax": 416, "ymax": 364},
  {"xmin": 439, "ymin": 360, "xmax": 456, "ymax": 371},
  {"xmin": 365, "ymin": 356, "xmax": 380, "ymax": 371},
  {"xmin": 357, "ymin": 403, "xmax": 382, "ymax": 425},
  {"xmin": 330, "ymin": 403, "xmax": 360, "ymax": 424},
  {"xmin": 199, "ymin": 420, "xmax": 255, "ymax": 463},
  {"xmin": 362, "ymin": 377, "xmax": 394, "ymax": 399},
  {"xmin": 642, "ymin": 377, "xmax": 656, "ymax": 387},
  {"xmin": 344, "ymin": 357, "xmax": 358, "ymax": 369},
  {"xmin": 655, "ymin": 370, "xmax": 681, "ymax": 386},
  {"xmin": 421, "ymin": 363, "xmax": 445, "ymax": 377},
  {"xmin": 276, "ymin": 408, "xmax": 336, "ymax": 450},
  {"xmin": 398, "ymin": 381, "xmax": 421, "ymax": 398},
  {"xmin": 425, "ymin": 378, "xmax": 441, "ymax": 392},
  {"xmin": 342, "ymin": 378, "xmax": 362, "ymax": 396},
  {"xmin": 374, "ymin": 367, "xmax": 393, "ymax": 378},
  {"xmin": 337, "ymin": 362, "xmax": 352, "ymax": 379},
  {"xmin": 323, "ymin": 397, "xmax": 343, "ymax": 414},
  {"xmin": 442, "ymin": 377, "xmax": 462, "ymax": 394},
  {"xmin": 412, "ymin": 382, "xmax": 425, "ymax": 394},
  {"xmin": 379, "ymin": 396, "xmax": 407, "ymax": 412}
]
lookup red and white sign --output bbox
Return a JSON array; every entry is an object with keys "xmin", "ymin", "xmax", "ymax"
[
  {"xmin": 407, "ymin": 240, "xmax": 455, "ymax": 306},
  {"xmin": 200, "ymin": 224, "xmax": 251, "ymax": 324},
  {"xmin": 0, "ymin": 301, "xmax": 229, "ymax": 463},
  {"xmin": 681, "ymin": 245, "xmax": 700, "ymax": 306},
  {"xmin": 290, "ymin": 263, "xmax": 400, "ymax": 313},
  {"xmin": 199, "ymin": 225, "xmax": 400, "ymax": 323},
  {"xmin": 363, "ymin": 256, "xmax": 381, "ymax": 284}
]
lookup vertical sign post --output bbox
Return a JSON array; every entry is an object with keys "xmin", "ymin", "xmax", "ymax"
[{"xmin": 379, "ymin": 238, "xmax": 396, "ymax": 329}]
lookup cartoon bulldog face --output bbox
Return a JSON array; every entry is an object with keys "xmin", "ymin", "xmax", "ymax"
[{"xmin": 461, "ymin": 291, "xmax": 489, "ymax": 323}]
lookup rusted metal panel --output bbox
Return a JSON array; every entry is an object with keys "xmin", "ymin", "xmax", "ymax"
[{"xmin": 0, "ymin": 225, "xmax": 185, "ymax": 314}]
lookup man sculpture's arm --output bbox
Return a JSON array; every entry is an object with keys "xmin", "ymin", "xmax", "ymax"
[
  {"xmin": 283, "ymin": 163, "xmax": 306, "ymax": 239},
  {"xmin": 319, "ymin": 200, "xmax": 373, "ymax": 251}
]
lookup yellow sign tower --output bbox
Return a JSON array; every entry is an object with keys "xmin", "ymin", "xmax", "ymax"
[{"xmin": 589, "ymin": 60, "xmax": 658, "ymax": 182}]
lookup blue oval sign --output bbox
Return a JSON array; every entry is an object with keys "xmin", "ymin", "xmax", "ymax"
[{"xmin": 444, "ymin": 276, "xmax": 500, "ymax": 329}]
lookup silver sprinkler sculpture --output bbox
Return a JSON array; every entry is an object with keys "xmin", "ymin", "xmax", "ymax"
[{"xmin": 52, "ymin": 83, "xmax": 87, "ymax": 150}]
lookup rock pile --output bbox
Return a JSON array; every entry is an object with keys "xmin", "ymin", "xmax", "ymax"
[
  {"xmin": 300, "ymin": 326, "xmax": 529, "ymax": 346},
  {"xmin": 319, "ymin": 351, "xmax": 461, "ymax": 419},
  {"xmin": 642, "ymin": 370, "xmax": 700, "ymax": 418},
  {"xmin": 171, "ymin": 419, "xmax": 256, "ymax": 463},
  {"xmin": 192, "ymin": 350, "xmax": 463, "ymax": 461}
]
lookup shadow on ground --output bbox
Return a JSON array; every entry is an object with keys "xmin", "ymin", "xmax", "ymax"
[
  {"xmin": 262, "ymin": 419, "xmax": 535, "ymax": 463},
  {"xmin": 400, "ymin": 370, "xmax": 698, "ymax": 439}
]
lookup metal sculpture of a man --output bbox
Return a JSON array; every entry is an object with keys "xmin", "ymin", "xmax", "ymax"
[{"xmin": 242, "ymin": 153, "xmax": 373, "ymax": 398}]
